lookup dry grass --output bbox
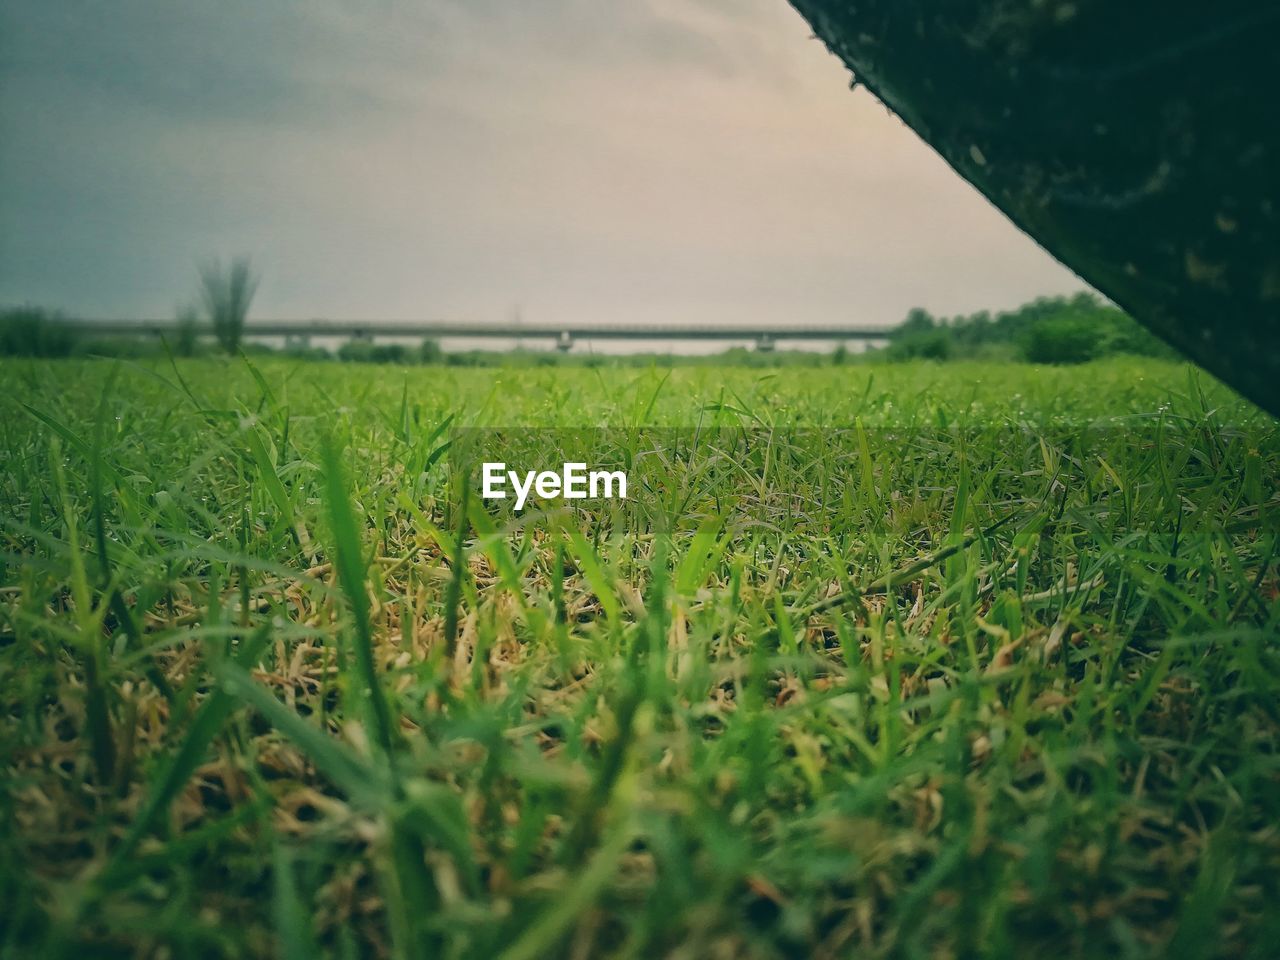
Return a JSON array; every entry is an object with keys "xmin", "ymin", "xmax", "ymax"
[{"xmin": 1, "ymin": 356, "xmax": 1278, "ymax": 958}]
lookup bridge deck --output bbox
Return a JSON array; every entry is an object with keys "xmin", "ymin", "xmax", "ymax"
[{"xmin": 65, "ymin": 319, "xmax": 894, "ymax": 341}]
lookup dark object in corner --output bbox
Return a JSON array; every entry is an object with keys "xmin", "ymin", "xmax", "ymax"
[{"xmin": 788, "ymin": 1, "xmax": 1280, "ymax": 413}]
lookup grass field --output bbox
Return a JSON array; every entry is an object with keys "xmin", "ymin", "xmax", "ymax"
[{"xmin": 2, "ymin": 356, "xmax": 1279, "ymax": 959}]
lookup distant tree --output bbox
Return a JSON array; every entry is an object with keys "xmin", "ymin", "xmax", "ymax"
[
  {"xmin": 885, "ymin": 307, "xmax": 947, "ymax": 360},
  {"xmin": 888, "ymin": 326, "xmax": 953, "ymax": 361},
  {"xmin": 338, "ymin": 339, "xmax": 377, "ymax": 363},
  {"xmin": 199, "ymin": 257, "xmax": 258, "ymax": 355},
  {"xmin": 377, "ymin": 343, "xmax": 409, "ymax": 364},
  {"xmin": 418, "ymin": 338, "xmax": 442, "ymax": 364},
  {"xmin": 1069, "ymin": 290, "xmax": 1102, "ymax": 312},
  {"xmin": 337, "ymin": 339, "xmax": 412, "ymax": 364},
  {"xmin": 1023, "ymin": 317, "xmax": 1098, "ymax": 364},
  {"xmin": 895, "ymin": 307, "xmax": 937, "ymax": 338},
  {"xmin": 877, "ymin": 293, "xmax": 1174, "ymax": 364}
]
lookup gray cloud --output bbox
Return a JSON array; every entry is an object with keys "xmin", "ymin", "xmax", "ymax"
[
  {"xmin": 0, "ymin": 1, "xmax": 450, "ymax": 124},
  {"xmin": 0, "ymin": 0, "xmax": 1084, "ymax": 327}
]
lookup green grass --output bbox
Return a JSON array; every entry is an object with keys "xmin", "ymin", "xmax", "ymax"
[{"xmin": 1, "ymin": 356, "xmax": 1278, "ymax": 958}]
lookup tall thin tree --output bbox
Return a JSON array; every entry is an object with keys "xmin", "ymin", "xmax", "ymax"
[{"xmin": 199, "ymin": 257, "xmax": 258, "ymax": 355}]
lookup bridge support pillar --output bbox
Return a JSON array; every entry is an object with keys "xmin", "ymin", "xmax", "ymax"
[
  {"xmin": 556, "ymin": 331, "xmax": 573, "ymax": 353},
  {"xmin": 755, "ymin": 334, "xmax": 776, "ymax": 353}
]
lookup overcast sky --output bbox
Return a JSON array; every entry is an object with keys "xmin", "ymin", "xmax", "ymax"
[{"xmin": 0, "ymin": 0, "xmax": 1086, "ymax": 329}]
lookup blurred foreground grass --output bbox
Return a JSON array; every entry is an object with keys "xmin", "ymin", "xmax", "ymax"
[{"xmin": 1, "ymin": 356, "xmax": 1278, "ymax": 959}]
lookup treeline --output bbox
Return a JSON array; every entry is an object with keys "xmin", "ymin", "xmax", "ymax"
[
  {"xmin": 2, "ymin": 292, "xmax": 1176, "ymax": 367},
  {"xmin": 878, "ymin": 292, "xmax": 1174, "ymax": 364},
  {"xmin": 0, "ymin": 306, "xmax": 452, "ymax": 363},
  {"xmin": 0, "ymin": 307, "xmax": 80, "ymax": 358},
  {"xmin": 0, "ymin": 307, "xmax": 715, "ymax": 367},
  {"xmin": 0, "ymin": 310, "xmax": 851, "ymax": 367}
]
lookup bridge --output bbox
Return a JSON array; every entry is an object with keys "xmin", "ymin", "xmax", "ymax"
[{"xmin": 65, "ymin": 319, "xmax": 895, "ymax": 352}]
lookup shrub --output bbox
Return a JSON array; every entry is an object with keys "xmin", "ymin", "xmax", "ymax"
[
  {"xmin": 337, "ymin": 339, "xmax": 378, "ymax": 363},
  {"xmin": 1022, "ymin": 316, "xmax": 1099, "ymax": 364},
  {"xmin": 377, "ymin": 343, "xmax": 409, "ymax": 364},
  {"xmin": 888, "ymin": 327, "xmax": 953, "ymax": 361},
  {"xmin": 284, "ymin": 343, "xmax": 331, "ymax": 361},
  {"xmin": 0, "ymin": 307, "xmax": 75, "ymax": 357},
  {"xmin": 72, "ymin": 337, "xmax": 166, "ymax": 359},
  {"xmin": 338, "ymin": 340, "xmax": 412, "ymax": 364},
  {"xmin": 879, "ymin": 294, "xmax": 1177, "ymax": 365},
  {"xmin": 1097, "ymin": 315, "xmax": 1175, "ymax": 358},
  {"xmin": 885, "ymin": 306, "xmax": 952, "ymax": 361}
]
